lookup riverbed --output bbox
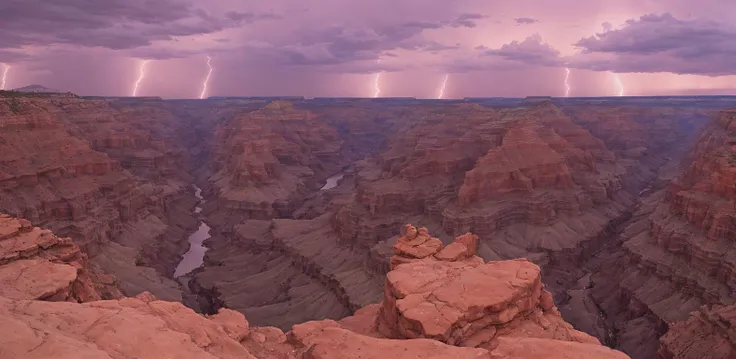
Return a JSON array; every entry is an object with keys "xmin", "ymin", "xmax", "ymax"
[
  {"xmin": 320, "ymin": 173, "xmax": 344, "ymax": 190},
  {"xmin": 173, "ymin": 185, "xmax": 211, "ymax": 277}
]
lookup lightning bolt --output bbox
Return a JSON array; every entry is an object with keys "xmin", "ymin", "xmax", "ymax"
[
  {"xmin": 601, "ymin": 25, "xmax": 625, "ymax": 97},
  {"xmin": 438, "ymin": 74, "xmax": 449, "ymax": 99},
  {"xmin": 612, "ymin": 73, "xmax": 624, "ymax": 96},
  {"xmin": 199, "ymin": 56, "xmax": 213, "ymax": 99},
  {"xmin": 372, "ymin": 58, "xmax": 382, "ymax": 98},
  {"xmin": 132, "ymin": 60, "xmax": 150, "ymax": 97},
  {"xmin": 564, "ymin": 68, "xmax": 571, "ymax": 97},
  {"xmin": 1, "ymin": 64, "xmax": 9, "ymax": 90}
]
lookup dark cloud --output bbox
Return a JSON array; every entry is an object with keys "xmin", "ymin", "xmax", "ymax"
[
  {"xmin": 0, "ymin": 49, "xmax": 29, "ymax": 63},
  {"xmin": 127, "ymin": 47, "xmax": 204, "ymax": 60},
  {"xmin": 448, "ymin": 34, "xmax": 563, "ymax": 73},
  {"xmin": 235, "ymin": 41, "xmax": 409, "ymax": 74},
  {"xmin": 224, "ymin": 11, "xmax": 283, "ymax": 24},
  {"xmin": 484, "ymin": 34, "xmax": 562, "ymax": 66},
  {"xmin": 249, "ymin": 15, "xmax": 478, "ymax": 71},
  {"xmin": 450, "ymin": 13, "xmax": 488, "ymax": 28},
  {"xmin": 514, "ymin": 17, "xmax": 539, "ymax": 25},
  {"xmin": 0, "ymin": 0, "xmax": 276, "ymax": 54},
  {"xmin": 571, "ymin": 13, "xmax": 736, "ymax": 76},
  {"xmin": 409, "ymin": 41, "xmax": 460, "ymax": 52}
]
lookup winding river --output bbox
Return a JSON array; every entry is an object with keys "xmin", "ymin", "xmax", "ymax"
[
  {"xmin": 174, "ymin": 185, "xmax": 211, "ymax": 277},
  {"xmin": 174, "ymin": 174, "xmax": 341, "ymax": 278},
  {"xmin": 320, "ymin": 173, "xmax": 344, "ymax": 190}
]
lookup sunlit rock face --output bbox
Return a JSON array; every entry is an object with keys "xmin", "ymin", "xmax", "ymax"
[{"xmin": 0, "ymin": 218, "xmax": 630, "ymax": 359}]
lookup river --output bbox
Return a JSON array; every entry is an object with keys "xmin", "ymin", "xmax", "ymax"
[
  {"xmin": 320, "ymin": 173, "xmax": 344, "ymax": 190},
  {"xmin": 173, "ymin": 185, "xmax": 211, "ymax": 277}
]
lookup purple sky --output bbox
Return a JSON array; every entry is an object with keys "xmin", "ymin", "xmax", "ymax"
[{"xmin": 1, "ymin": 0, "xmax": 734, "ymax": 98}]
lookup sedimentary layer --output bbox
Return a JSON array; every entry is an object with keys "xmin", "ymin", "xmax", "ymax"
[
  {"xmin": 585, "ymin": 109, "xmax": 736, "ymax": 358},
  {"xmin": 0, "ymin": 217, "xmax": 630, "ymax": 359},
  {"xmin": 191, "ymin": 100, "xmax": 708, "ymax": 331}
]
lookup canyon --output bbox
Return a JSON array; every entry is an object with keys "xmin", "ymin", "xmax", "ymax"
[{"xmin": 1, "ymin": 92, "xmax": 735, "ymax": 358}]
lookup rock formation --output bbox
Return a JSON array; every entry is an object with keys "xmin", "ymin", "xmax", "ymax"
[
  {"xmin": 190, "ymin": 100, "xmax": 712, "ymax": 333},
  {"xmin": 378, "ymin": 224, "xmax": 601, "ymax": 350},
  {"xmin": 0, "ymin": 218, "xmax": 630, "ymax": 359},
  {"xmin": 0, "ymin": 96, "xmax": 201, "ymax": 301},
  {"xmin": 3, "ymin": 93, "xmax": 735, "ymax": 358},
  {"xmin": 657, "ymin": 304, "xmax": 736, "ymax": 359},
  {"xmin": 577, "ymin": 109, "xmax": 736, "ymax": 358},
  {"xmin": 0, "ymin": 214, "xmax": 122, "ymax": 301},
  {"xmin": 207, "ymin": 101, "xmax": 343, "ymax": 224}
]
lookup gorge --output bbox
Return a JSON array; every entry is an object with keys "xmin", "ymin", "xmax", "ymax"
[
  {"xmin": 173, "ymin": 185, "xmax": 210, "ymax": 278},
  {"xmin": 1, "ymin": 92, "xmax": 735, "ymax": 358}
]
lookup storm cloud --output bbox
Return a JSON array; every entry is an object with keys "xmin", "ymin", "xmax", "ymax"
[
  {"xmin": 0, "ymin": 0, "xmax": 273, "ymax": 51},
  {"xmin": 570, "ymin": 13, "xmax": 736, "ymax": 76},
  {"xmin": 0, "ymin": 0, "xmax": 734, "ymax": 97}
]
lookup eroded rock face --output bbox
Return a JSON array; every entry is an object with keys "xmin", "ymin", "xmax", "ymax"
[
  {"xmin": 0, "ymin": 96, "xmax": 203, "ymax": 301},
  {"xmin": 657, "ymin": 305, "xmax": 736, "ymax": 359},
  {"xmin": 191, "ymin": 100, "xmax": 709, "ymax": 333},
  {"xmin": 0, "ymin": 214, "xmax": 120, "ymax": 301},
  {"xmin": 379, "ymin": 225, "xmax": 598, "ymax": 350},
  {"xmin": 208, "ymin": 101, "xmax": 343, "ymax": 223},
  {"xmin": 0, "ymin": 295, "xmax": 259, "ymax": 359},
  {"xmin": 0, "ymin": 221, "xmax": 630, "ymax": 359},
  {"xmin": 585, "ymin": 110, "xmax": 736, "ymax": 358}
]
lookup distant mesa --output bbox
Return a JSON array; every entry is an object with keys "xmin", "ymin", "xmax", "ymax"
[
  {"xmin": 13, "ymin": 84, "xmax": 63, "ymax": 93},
  {"xmin": 1, "ymin": 84, "xmax": 77, "ymax": 98}
]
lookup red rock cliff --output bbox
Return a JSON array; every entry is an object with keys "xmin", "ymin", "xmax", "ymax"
[
  {"xmin": 587, "ymin": 109, "xmax": 736, "ymax": 358},
  {"xmin": 0, "ymin": 219, "xmax": 630, "ymax": 359}
]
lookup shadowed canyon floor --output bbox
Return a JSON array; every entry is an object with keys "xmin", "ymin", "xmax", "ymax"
[{"xmin": 2, "ymin": 93, "xmax": 736, "ymax": 358}]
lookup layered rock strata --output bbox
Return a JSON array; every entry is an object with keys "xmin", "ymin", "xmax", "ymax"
[
  {"xmin": 377, "ymin": 225, "xmax": 601, "ymax": 349},
  {"xmin": 584, "ymin": 109, "xmax": 736, "ymax": 358},
  {"xmin": 657, "ymin": 304, "xmax": 736, "ymax": 359},
  {"xmin": 0, "ymin": 219, "xmax": 630, "ymax": 359},
  {"xmin": 0, "ymin": 214, "xmax": 122, "ymax": 301},
  {"xmin": 192, "ymin": 101, "xmax": 707, "ymax": 332},
  {"xmin": 206, "ymin": 101, "xmax": 343, "ymax": 225},
  {"xmin": 0, "ymin": 96, "xmax": 201, "ymax": 301}
]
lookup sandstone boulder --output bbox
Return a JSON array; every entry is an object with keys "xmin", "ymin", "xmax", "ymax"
[
  {"xmin": 0, "ymin": 214, "xmax": 114, "ymax": 301},
  {"xmin": 491, "ymin": 337, "xmax": 630, "ymax": 359},
  {"xmin": 379, "ymin": 224, "xmax": 600, "ymax": 349},
  {"xmin": 0, "ymin": 296, "xmax": 258, "ymax": 359}
]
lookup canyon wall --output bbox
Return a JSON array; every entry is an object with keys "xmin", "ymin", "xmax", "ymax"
[
  {"xmin": 3, "ymin": 94, "xmax": 733, "ymax": 358},
  {"xmin": 584, "ymin": 109, "xmax": 736, "ymax": 358},
  {"xmin": 0, "ymin": 96, "xmax": 204, "ymax": 301},
  {"xmin": 189, "ymin": 99, "xmax": 711, "ymax": 333},
  {"xmin": 0, "ymin": 216, "xmax": 630, "ymax": 359}
]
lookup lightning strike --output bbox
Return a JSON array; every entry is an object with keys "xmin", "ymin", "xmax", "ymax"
[
  {"xmin": 372, "ymin": 58, "xmax": 382, "ymax": 98},
  {"xmin": 564, "ymin": 68, "xmax": 571, "ymax": 97},
  {"xmin": 1, "ymin": 64, "xmax": 9, "ymax": 90},
  {"xmin": 132, "ymin": 60, "xmax": 150, "ymax": 97},
  {"xmin": 438, "ymin": 74, "xmax": 449, "ymax": 99},
  {"xmin": 601, "ymin": 25, "xmax": 626, "ymax": 97},
  {"xmin": 612, "ymin": 73, "xmax": 625, "ymax": 96},
  {"xmin": 199, "ymin": 56, "xmax": 213, "ymax": 99}
]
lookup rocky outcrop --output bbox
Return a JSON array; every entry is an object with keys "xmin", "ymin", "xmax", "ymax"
[
  {"xmin": 0, "ymin": 221, "xmax": 629, "ymax": 359},
  {"xmin": 657, "ymin": 305, "xmax": 736, "ymax": 359},
  {"xmin": 378, "ymin": 225, "xmax": 600, "ymax": 349},
  {"xmin": 0, "ymin": 214, "xmax": 121, "ymax": 301}
]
